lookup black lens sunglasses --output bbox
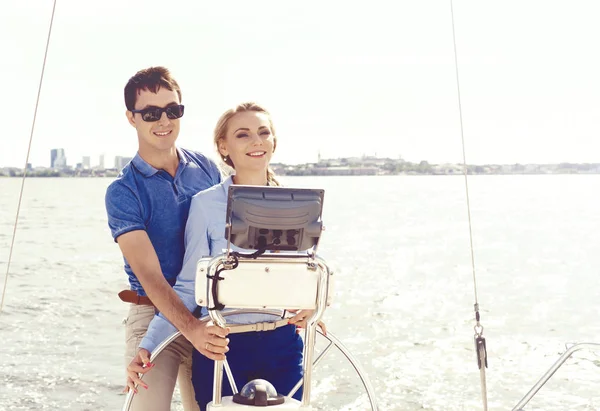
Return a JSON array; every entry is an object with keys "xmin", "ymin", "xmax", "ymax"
[{"xmin": 130, "ymin": 104, "xmax": 185, "ymax": 122}]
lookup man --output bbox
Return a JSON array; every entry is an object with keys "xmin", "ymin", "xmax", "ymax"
[{"xmin": 105, "ymin": 66, "xmax": 230, "ymax": 410}]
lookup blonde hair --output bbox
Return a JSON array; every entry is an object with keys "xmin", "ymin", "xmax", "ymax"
[{"xmin": 213, "ymin": 102, "xmax": 280, "ymax": 186}]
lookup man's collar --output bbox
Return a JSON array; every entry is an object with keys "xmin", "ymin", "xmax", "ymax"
[
  {"xmin": 176, "ymin": 147, "xmax": 190, "ymax": 167},
  {"xmin": 132, "ymin": 148, "xmax": 187, "ymax": 178},
  {"xmin": 131, "ymin": 153, "xmax": 159, "ymax": 177}
]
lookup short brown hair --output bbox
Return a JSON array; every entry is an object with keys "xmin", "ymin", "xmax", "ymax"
[{"xmin": 124, "ymin": 66, "xmax": 182, "ymax": 111}]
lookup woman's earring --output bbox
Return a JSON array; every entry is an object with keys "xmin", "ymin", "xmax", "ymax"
[{"xmin": 223, "ymin": 155, "xmax": 229, "ymax": 162}]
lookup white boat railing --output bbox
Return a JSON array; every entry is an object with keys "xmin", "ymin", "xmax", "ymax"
[{"xmin": 512, "ymin": 342, "xmax": 600, "ymax": 410}]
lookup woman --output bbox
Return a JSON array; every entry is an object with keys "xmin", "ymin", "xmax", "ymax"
[{"xmin": 139, "ymin": 102, "xmax": 320, "ymax": 410}]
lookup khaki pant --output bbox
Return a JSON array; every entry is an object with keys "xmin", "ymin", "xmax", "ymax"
[{"xmin": 124, "ymin": 304, "xmax": 200, "ymax": 411}]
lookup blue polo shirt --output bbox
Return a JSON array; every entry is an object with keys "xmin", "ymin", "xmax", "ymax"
[{"xmin": 105, "ymin": 147, "xmax": 222, "ymax": 296}]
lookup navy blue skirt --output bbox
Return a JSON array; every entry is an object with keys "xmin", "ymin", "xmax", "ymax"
[{"xmin": 192, "ymin": 324, "xmax": 304, "ymax": 410}]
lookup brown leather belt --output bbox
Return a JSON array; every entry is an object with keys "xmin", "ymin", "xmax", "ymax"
[{"xmin": 118, "ymin": 289, "xmax": 154, "ymax": 306}]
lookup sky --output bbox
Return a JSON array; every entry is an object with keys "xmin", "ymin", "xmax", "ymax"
[{"xmin": 1, "ymin": 0, "xmax": 599, "ymax": 168}]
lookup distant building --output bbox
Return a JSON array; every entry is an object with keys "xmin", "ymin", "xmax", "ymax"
[
  {"xmin": 114, "ymin": 156, "xmax": 133, "ymax": 170},
  {"xmin": 50, "ymin": 148, "xmax": 66, "ymax": 168},
  {"xmin": 98, "ymin": 154, "xmax": 105, "ymax": 169},
  {"xmin": 82, "ymin": 156, "xmax": 91, "ymax": 169}
]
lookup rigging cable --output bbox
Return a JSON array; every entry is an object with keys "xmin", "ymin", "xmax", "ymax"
[
  {"xmin": 0, "ymin": 0, "xmax": 58, "ymax": 314},
  {"xmin": 449, "ymin": 1, "xmax": 489, "ymax": 409}
]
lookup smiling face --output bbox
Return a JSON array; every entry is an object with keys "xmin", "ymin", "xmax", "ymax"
[
  {"xmin": 217, "ymin": 110, "xmax": 275, "ymax": 176},
  {"xmin": 126, "ymin": 87, "xmax": 182, "ymax": 155}
]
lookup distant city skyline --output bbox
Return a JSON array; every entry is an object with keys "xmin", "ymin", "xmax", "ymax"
[
  {"xmin": 6, "ymin": 144, "xmax": 392, "ymax": 169},
  {"xmin": 1, "ymin": 149, "xmax": 390, "ymax": 170},
  {"xmin": 3, "ymin": 151, "xmax": 599, "ymax": 178},
  {"xmin": 1, "ymin": 146, "xmax": 598, "ymax": 171},
  {"xmin": 1, "ymin": 149, "xmax": 131, "ymax": 170},
  {"xmin": 4, "ymin": 146, "xmax": 398, "ymax": 169},
  {"xmin": 1, "ymin": 149, "xmax": 313, "ymax": 170}
]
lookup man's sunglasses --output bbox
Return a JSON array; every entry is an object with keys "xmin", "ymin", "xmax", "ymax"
[{"xmin": 130, "ymin": 105, "xmax": 185, "ymax": 122}]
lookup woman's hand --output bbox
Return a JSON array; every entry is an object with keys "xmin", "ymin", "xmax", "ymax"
[
  {"xmin": 124, "ymin": 348, "xmax": 154, "ymax": 393},
  {"xmin": 287, "ymin": 309, "xmax": 327, "ymax": 335}
]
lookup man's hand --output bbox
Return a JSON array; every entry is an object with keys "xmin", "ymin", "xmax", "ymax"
[
  {"xmin": 125, "ymin": 348, "xmax": 154, "ymax": 393},
  {"xmin": 184, "ymin": 319, "xmax": 231, "ymax": 361}
]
